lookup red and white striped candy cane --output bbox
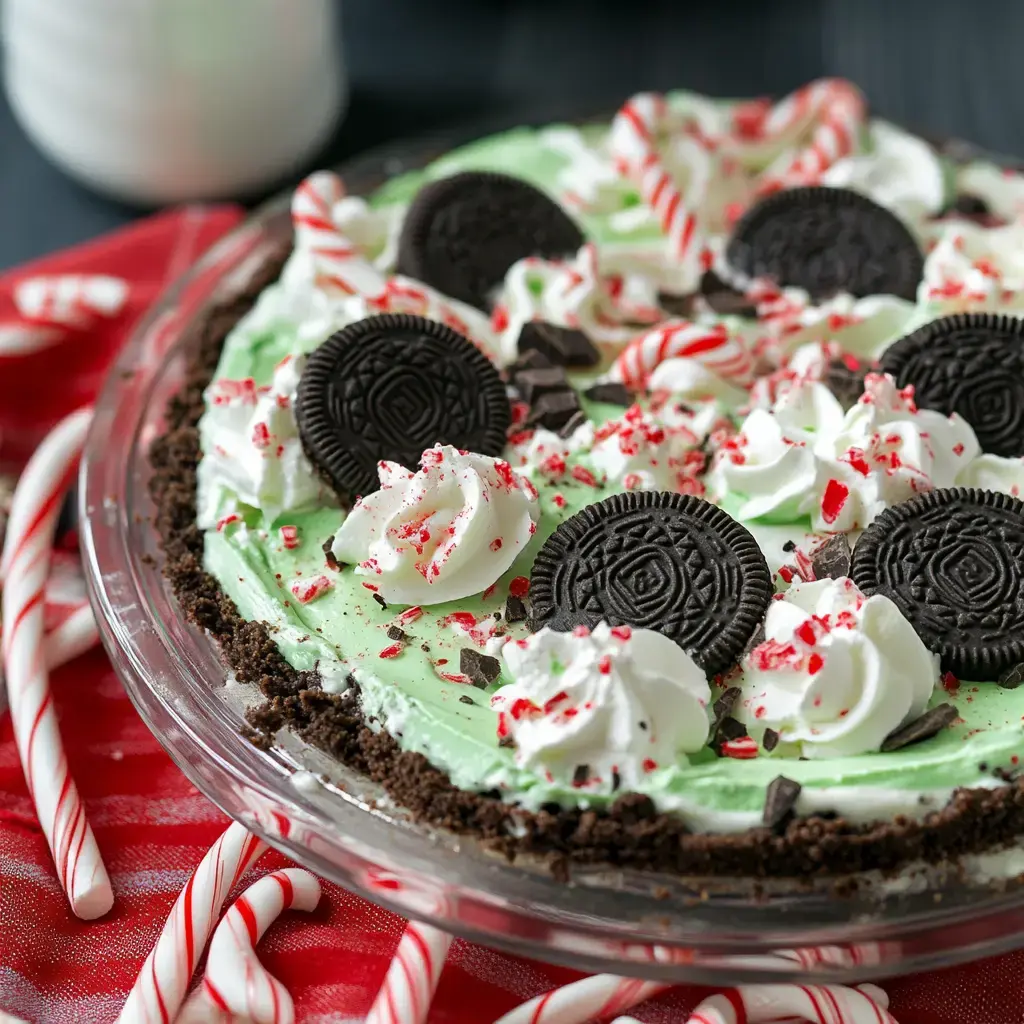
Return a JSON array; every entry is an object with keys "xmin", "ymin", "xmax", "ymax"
[
  {"xmin": 680, "ymin": 982, "xmax": 896, "ymax": 1024},
  {"xmin": 364, "ymin": 919, "xmax": 453, "ymax": 1024},
  {"xmin": 756, "ymin": 79, "xmax": 866, "ymax": 194},
  {"xmin": 14, "ymin": 274, "xmax": 129, "ymax": 330},
  {"xmin": 609, "ymin": 319, "xmax": 754, "ymax": 391},
  {"xmin": 291, "ymin": 171, "xmax": 387, "ymax": 298},
  {"xmin": 609, "ymin": 92, "xmax": 709, "ymax": 273},
  {"xmin": 177, "ymin": 867, "xmax": 321, "ymax": 1024},
  {"xmin": 0, "ymin": 405, "xmax": 112, "ymax": 920},
  {"xmin": 0, "ymin": 321, "xmax": 65, "ymax": 358},
  {"xmin": 116, "ymin": 820, "xmax": 268, "ymax": 1023},
  {"xmin": 494, "ymin": 974, "xmax": 671, "ymax": 1024}
]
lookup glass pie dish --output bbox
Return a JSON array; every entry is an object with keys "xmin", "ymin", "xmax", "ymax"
[{"xmin": 79, "ymin": 126, "xmax": 1024, "ymax": 985}]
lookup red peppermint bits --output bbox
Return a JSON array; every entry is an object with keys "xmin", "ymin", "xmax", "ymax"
[
  {"xmin": 570, "ymin": 465, "xmax": 601, "ymax": 487},
  {"xmin": 398, "ymin": 605, "xmax": 423, "ymax": 624},
  {"xmin": 807, "ymin": 652, "xmax": 824, "ymax": 675},
  {"xmin": 642, "ymin": 758, "xmax": 658, "ymax": 773},
  {"xmin": 509, "ymin": 576, "xmax": 530, "ymax": 598},
  {"xmin": 609, "ymin": 625, "xmax": 633, "ymax": 642},
  {"xmin": 378, "ymin": 643, "xmax": 404, "ymax": 660},
  {"xmin": 820, "ymin": 479, "xmax": 850, "ymax": 525},
  {"xmin": 490, "ymin": 538, "xmax": 503, "ymax": 551},
  {"xmin": 597, "ymin": 655, "xmax": 612, "ymax": 675},
  {"xmin": 251, "ymin": 422, "xmax": 272, "ymax": 449},
  {"xmin": 216, "ymin": 513, "xmax": 242, "ymax": 532},
  {"xmin": 279, "ymin": 525, "xmax": 301, "ymax": 549},
  {"xmin": 290, "ymin": 574, "xmax": 333, "ymax": 603}
]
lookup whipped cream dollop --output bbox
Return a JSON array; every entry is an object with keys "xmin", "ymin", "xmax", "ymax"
[
  {"xmin": 331, "ymin": 445, "xmax": 541, "ymax": 605},
  {"xmin": 821, "ymin": 120, "xmax": 946, "ymax": 225},
  {"xmin": 493, "ymin": 622, "xmax": 711, "ymax": 792},
  {"xmin": 955, "ymin": 161, "xmax": 1024, "ymax": 222},
  {"xmin": 714, "ymin": 373, "xmax": 979, "ymax": 531},
  {"xmin": 196, "ymin": 355, "xmax": 328, "ymax": 528},
  {"xmin": 736, "ymin": 578, "xmax": 938, "ymax": 758},
  {"xmin": 920, "ymin": 222, "xmax": 1024, "ymax": 315},
  {"xmin": 508, "ymin": 400, "xmax": 728, "ymax": 496},
  {"xmin": 956, "ymin": 453, "xmax": 1024, "ymax": 498}
]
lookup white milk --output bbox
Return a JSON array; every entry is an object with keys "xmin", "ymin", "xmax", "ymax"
[{"xmin": 1, "ymin": 0, "xmax": 347, "ymax": 203}]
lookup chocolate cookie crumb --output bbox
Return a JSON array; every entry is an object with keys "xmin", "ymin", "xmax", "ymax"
[{"xmin": 505, "ymin": 594, "xmax": 528, "ymax": 623}]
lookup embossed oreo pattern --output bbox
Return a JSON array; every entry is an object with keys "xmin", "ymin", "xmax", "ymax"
[
  {"xmin": 530, "ymin": 491, "xmax": 772, "ymax": 676},
  {"xmin": 295, "ymin": 314, "xmax": 510, "ymax": 501},
  {"xmin": 725, "ymin": 186, "xmax": 923, "ymax": 301},
  {"xmin": 851, "ymin": 488, "xmax": 1024, "ymax": 678},
  {"xmin": 881, "ymin": 313, "xmax": 1024, "ymax": 457},
  {"xmin": 396, "ymin": 171, "xmax": 585, "ymax": 310}
]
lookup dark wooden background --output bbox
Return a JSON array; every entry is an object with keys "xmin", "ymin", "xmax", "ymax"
[{"xmin": 2, "ymin": 0, "xmax": 1020, "ymax": 269}]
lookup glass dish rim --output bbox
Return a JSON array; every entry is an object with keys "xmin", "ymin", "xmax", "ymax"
[{"xmin": 78, "ymin": 117, "xmax": 1024, "ymax": 984}]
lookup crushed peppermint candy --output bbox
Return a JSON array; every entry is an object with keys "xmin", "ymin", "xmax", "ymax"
[{"xmin": 290, "ymin": 574, "xmax": 333, "ymax": 603}]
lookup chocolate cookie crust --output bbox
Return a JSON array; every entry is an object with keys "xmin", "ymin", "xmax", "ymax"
[{"xmin": 148, "ymin": 237, "xmax": 1024, "ymax": 882}]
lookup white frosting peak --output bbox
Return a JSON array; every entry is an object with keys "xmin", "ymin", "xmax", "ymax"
[
  {"xmin": 196, "ymin": 355, "xmax": 328, "ymax": 528},
  {"xmin": 331, "ymin": 445, "xmax": 541, "ymax": 605},
  {"xmin": 737, "ymin": 578, "xmax": 939, "ymax": 758},
  {"xmin": 494, "ymin": 622, "xmax": 711, "ymax": 792},
  {"xmin": 713, "ymin": 373, "xmax": 980, "ymax": 531}
]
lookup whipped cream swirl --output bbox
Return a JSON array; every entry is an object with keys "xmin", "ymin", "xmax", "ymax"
[
  {"xmin": 714, "ymin": 373, "xmax": 979, "ymax": 531},
  {"xmin": 197, "ymin": 355, "xmax": 328, "ymax": 528},
  {"xmin": 493, "ymin": 622, "xmax": 711, "ymax": 792},
  {"xmin": 331, "ymin": 445, "xmax": 541, "ymax": 605},
  {"xmin": 737, "ymin": 578, "xmax": 938, "ymax": 758},
  {"xmin": 921, "ymin": 222, "xmax": 1024, "ymax": 315}
]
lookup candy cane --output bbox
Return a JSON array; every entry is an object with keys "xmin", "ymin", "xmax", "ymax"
[
  {"xmin": 177, "ymin": 868, "xmax": 321, "ymax": 1024},
  {"xmin": 609, "ymin": 319, "xmax": 754, "ymax": 391},
  {"xmin": 14, "ymin": 274, "xmax": 129, "ymax": 330},
  {"xmin": 291, "ymin": 171, "xmax": 387, "ymax": 298},
  {"xmin": 756, "ymin": 79, "xmax": 866, "ymax": 194},
  {"xmin": 0, "ymin": 321, "xmax": 65, "ymax": 357},
  {"xmin": 115, "ymin": 821, "xmax": 268, "ymax": 1023},
  {"xmin": 494, "ymin": 974, "xmax": 671, "ymax": 1024},
  {"xmin": 43, "ymin": 602, "xmax": 99, "ymax": 671},
  {"xmin": 0, "ymin": 406, "xmax": 112, "ymax": 920},
  {"xmin": 679, "ymin": 983, "xmax": 896, "ymax": 1024},
  {"xmin": 364, "ymin": 920, "xmax": 452, "ymax": 1024},
  {"xmin": 609, "ymin": 93, "xmax": 710, "ymax": 276}
]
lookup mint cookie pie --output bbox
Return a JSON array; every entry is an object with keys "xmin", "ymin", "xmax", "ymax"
[{"xmin": 152, "ymin": 78, "xmax": 1024, "ymax": 880}]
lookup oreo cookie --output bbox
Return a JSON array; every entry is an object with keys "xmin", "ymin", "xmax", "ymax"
[
  {"xmin": 295, "ymin": 314, "xmax": 510, "ymax": 501},
  {"xmin": 725, "ymin": 187, "xmax": 923, "ymax": 302},
  {"xmin": 396, "ymin": 172, "xmax": 584, "ymax": 310},
  {"xmin": 851, "ymin": 488, "xmax": 1024, "ymax": 679},
  {"xmin": 880, "ymin": 313, "xmax": 1024, "ymax": 457},
  {"xmin": 529, "ymin": 492, "xmax": 772, "ymax": 676}
]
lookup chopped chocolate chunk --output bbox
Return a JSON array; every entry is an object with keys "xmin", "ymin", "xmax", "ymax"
[
  {"xmin": 880, "ymin": 703, "xmax": 958, "ymax": 752},
  {"xmin": 387, "ymin": 625, "xmax": 407, "ymax": 642},
  {"xmin": 508, "ymin": 348, "xmax": 553, "ymax": 377},
  {"xmin": 557, "ymin": 409, "xmax": 588, "ymax": 438},
  {"xmin": 583, "ymin": 381, "xmax": 634, "ymax": 407},
  {"xmin": 999, "ymin": 663, "xmax": 1024, "ymax": 689},
  {"xmin": 525, "ymin": 390, "xmax": 582, "ymax": 430},
  {"xmin": 782, "ymin": 539, "xmax": 797, "ymax": 553},
  {"xmin": 717, "ymin": 717, "xmax": 748, "ymax": 743},
  {"xmin": 420, "ymin": 642, "xmax": 431, "ymax": 653},
  {"xmin": 763, "ymin": 728, "xmax": 780, "ymax": 752},
  {"xmin": 949, "ymin": 193, "xmax": 990, "ymax": 217},
  {"xmin": 322, "ymin": 536, "xmax": 341, "ymax": 570},
  {"xmin": 656, "ymin": 290, "xmax": 698, "ymax": 317},
  {"xmin": 459, "ymin": 648, "xmax": 502, "ymax": 689},
  {"xmin": 518, "ymin": 321, "xmax": 600, "ymax": 368},
  {"xmin": 763, "ymin": 775, "xmax": 802, "ymax": 829},
  {"xmin": 699, "ymin": 269, "xmax": 758, "ymax": 317},
  {"xmin": 498, "ymin": 734, "xmax": 516, "ymax": 749},
  {"xmin": 458, "ymin": 694, "xmax": 476, "ymax": 706},
  {"xmin": 611, "ymin": 769, "xmax": 621, "ymax": 791},
  {"xmin": 824, "ymin": 357, "xmax": 868, "ymax": 410},
  {"xmin": 513, "ymin": 366, "xmax": 570, "ymax": 404},
  {"xmin": 572, "ymin": 764, "xmax": 590, "ymax": 786},
  {"xmin": 505, "ymin": 594, "xmax": 528, "ymax": 623},
  {"xmin": 811, "ymin": 533, "xmax": 852, "ymax": 580},
  {"xmin": 372, "ymin": 592, "xmax": 388, "ymax": 610},
  {"xmin": 743, "ymin": 620, "xmax": 767, "ymax": 655},
  {"xmin": 712, "ymin": 686, "xmax": 741, "ymax": 727}
]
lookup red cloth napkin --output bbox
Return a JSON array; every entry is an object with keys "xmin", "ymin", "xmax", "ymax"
[{"xmin": 0, "ymin": 209, "xmax": 1022, "ymax": 1024}]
